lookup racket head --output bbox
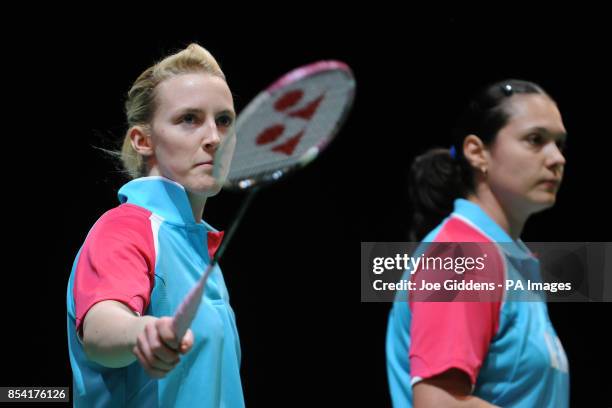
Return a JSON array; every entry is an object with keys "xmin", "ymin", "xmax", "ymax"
[{"xmin": 223, "ymin": 60, "xmax": 355, "ymax": 191}]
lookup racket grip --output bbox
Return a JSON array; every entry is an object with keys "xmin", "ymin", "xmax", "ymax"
[{"xmin": 172, "ymin": 263, "xmax": 214, "ymax": 340}]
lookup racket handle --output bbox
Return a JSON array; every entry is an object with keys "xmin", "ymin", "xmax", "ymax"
[{"xmin": 172, "ymin": 262, "xmax": 215, "ymax": 340}]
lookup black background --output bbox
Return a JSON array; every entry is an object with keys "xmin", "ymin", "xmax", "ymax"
[{"xmin": 1, "ymin": 13, "xmax": 610, "ymax": 407}]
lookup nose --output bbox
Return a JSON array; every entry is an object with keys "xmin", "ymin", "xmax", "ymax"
[
  {"xmin": 202, "ymin": 120, "xmax": 221, "ymax": 151},
  {"xmin": 545, "ymin": 141, "xmax": 566, "ymax": 174}
]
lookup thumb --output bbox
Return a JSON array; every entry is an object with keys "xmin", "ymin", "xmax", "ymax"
[{"xmin": 180, "ymin": 329, "xmax": 194, "ymax": 354}]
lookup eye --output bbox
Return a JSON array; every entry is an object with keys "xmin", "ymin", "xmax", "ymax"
[
  {"xmin": 216, "ymin": 114, "xmax": 234, "ymax": 128},
  {"xmin": 526, "ymin": 133, "xmax": 544, "ymax": 146},
  {"xmin": 182, "ymin": 113, "xmax": 198, "ymax": 125}
]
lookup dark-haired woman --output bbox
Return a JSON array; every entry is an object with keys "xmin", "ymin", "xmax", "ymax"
[{"xmin": 386, "ymin": 80, "xmax": 569, "ymax": 407}]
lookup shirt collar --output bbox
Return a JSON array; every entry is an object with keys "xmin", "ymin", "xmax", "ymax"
[
  {"xmin": 451, "ymin": 198, "xmax": 534, "ymax": 260},
  {"xmin": 118, "ymin": 176, "xmax": 207, "ymax": 227}
]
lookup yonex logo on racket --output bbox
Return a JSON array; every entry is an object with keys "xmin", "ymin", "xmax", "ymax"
[
  {"xmin": 226, "ymin": 60, "xmax": 354, "ymax": 189},
  {"xmin": 255, "ymin": 89, "xmax": 325, "ymax": 155}
]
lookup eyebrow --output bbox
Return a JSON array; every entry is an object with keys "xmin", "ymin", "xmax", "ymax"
[
  {"xmin": 527, "ymin": 126, "xmax": 568, "ymax": 141},
  {"xmin": 178, "ymin": 107, "xmax": 236, "ymax": 119}
]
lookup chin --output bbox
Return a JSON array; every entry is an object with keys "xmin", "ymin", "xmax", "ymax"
[
  {"xmin": 529, "ymin": 193, "xmax": 557, "ymax": 213},
  {"xmin": 207, "ymin": 183, "xmax": 223, "ymax": 196},
  {"xmin": 184, "ymin": 177, "xmax": 223, "ymax": 196}
]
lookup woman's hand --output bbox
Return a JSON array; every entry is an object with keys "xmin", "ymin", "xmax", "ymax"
[{"xmin": 132, "ymin": 317, "xmax": 194, "ymax": 379}]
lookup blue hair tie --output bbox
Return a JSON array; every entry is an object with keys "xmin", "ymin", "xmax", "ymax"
[
  {"xmin": 502, "ymin": 84, "xmax": 513, "ymax": 96},
  {"xmin": 449, "ymin": 145, "xmax": 457, "ymax": 160}
]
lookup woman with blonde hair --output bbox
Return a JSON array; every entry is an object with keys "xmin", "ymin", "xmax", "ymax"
[{"xmin": 66, "ymin": 43, "xmax": 244, "ymax": 407}]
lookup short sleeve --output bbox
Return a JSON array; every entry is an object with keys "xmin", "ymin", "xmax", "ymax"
[
  {"xmin": 409, "ymin": 300, "xmax": 500, "ymax": 386},
  {"xmin": 73, "ymin": 204, "xmax": 156, "ymax": 336},
  {"xmin": 408, "ymin": 239, "xmax": 505, "ymax": 386}
]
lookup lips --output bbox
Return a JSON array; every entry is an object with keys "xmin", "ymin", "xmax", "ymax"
[
  {"xmin": 196, "ymin": 160, "xmax": 214, "ymax": 166},
  {"xmin": 539, "ymin": 179, "xmax": 561, "ymax": 188}
]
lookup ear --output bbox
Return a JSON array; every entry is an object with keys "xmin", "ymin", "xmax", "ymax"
[
  {"xmin": 128, "ymin": 125, "xmax": 154, "ymax": 157},
  {"xmin": 463, "ymin": 134, "xmax": 489, "ymax": 171}
]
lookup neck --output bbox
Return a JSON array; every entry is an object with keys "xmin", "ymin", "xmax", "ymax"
[
  {"xmin": 186, "ymin": 191, "xmax": 207, "ymax": 224},
  {"xmin": 145, "ymin": 169, "xmax": 208, "ymax": 223},
  {"xmin": 467, "ymin": 185, "xmax": 526, "ymax": 240}
]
